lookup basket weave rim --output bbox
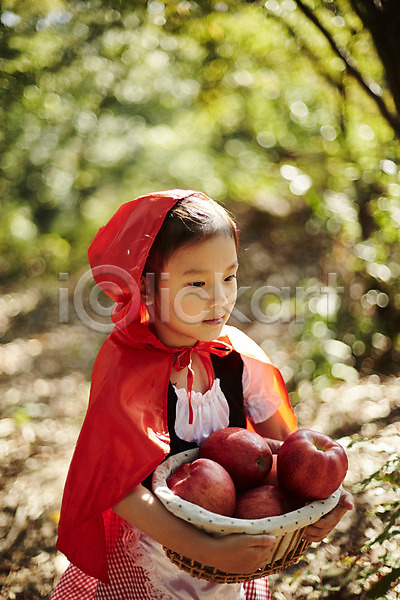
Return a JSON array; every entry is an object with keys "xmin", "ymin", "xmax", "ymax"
[{"xmin": 152, "ymin": 447, "xmax": 341, "ymax": 536}]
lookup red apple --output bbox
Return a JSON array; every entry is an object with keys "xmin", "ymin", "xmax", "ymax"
[
  {"xmin": 277, "ymin": 429, "xmax": 348, "ymax": 501},
  {"xmin": 284, "ymin": 491, "xmax": 307, "ymax": 511},
  {"xmin": 167, "ymin": 458, "xmax": 236, "ymax": 517},
  {"xmin": 234, "ymin": 484, "xmax": 287, "ymax": 519},
  {"xmin": 199, "ymin": 427, "xmax": 273, "ymax": 490}
]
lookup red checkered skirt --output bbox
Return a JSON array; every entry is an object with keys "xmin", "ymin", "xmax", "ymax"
[{"xmin": 51, "ymin": 516, "xmax": 271, "ymax": 600}]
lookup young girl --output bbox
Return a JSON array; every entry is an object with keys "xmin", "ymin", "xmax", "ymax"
[{"xmin": 51, "ymin": 189, "xmax": 352, "ymax": 600}]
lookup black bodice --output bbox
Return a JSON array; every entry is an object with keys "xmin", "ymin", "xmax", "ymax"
[{"xmin": 141, "ymin": 350, "xmax": 246, "ymax": 490}]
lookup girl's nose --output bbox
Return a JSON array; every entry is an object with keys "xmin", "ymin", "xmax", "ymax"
[{"xmin": 210, "ymin": 282, "xmax": 228, "ymax": 308}]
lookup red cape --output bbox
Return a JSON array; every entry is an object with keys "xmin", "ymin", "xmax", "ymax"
[{"xmin": 56, "ymin": 322, "xmax": 297, "ymax": 583}]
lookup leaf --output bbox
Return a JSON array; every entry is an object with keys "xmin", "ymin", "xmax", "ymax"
[
  {"xmin": 364, "ymin": 506, "xmax": 400, "ymax": 547},
  {"xmin": 367, "ymin": 568, "xmax": 400, "ymax": 599},
  {"xmin": 355, "ymin": 456, "xmax": 400, "ymax": 492}
]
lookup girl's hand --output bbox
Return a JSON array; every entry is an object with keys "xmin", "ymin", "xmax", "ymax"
[
  {"xmin": 114, "ymin": 484, "xmax": 276, "ymax": 575},
  {"xmin": 263, "ymin": 437, "xmax": 283, "ymax": 454},
  {"xmin": 303, "ymin": 489, "xmax": 353, "ymax": 543},
  {"xmin": 207, "ymin": 533, "xmax": 276, "ymax": 574}
]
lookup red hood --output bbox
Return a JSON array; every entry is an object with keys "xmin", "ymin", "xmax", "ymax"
[{"xmin": 87, "ymin": 189, "xmax": 213, "ymax": 327}]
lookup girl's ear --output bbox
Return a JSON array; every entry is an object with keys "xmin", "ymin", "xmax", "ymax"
[
  {"xmin": 141, "ymin": 273, "xmax": 156, "ymax": 322},
  {"xmin": 140, "ymin": 273, "xmax": 155, "ymax": 306}
]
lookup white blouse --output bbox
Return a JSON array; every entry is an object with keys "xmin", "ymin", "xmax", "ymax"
[{"xmin": 174, "ymin": 353, "xmax": 283, "ymax": 446}]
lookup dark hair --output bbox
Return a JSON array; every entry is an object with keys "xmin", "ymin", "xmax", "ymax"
[{"xmin": 144, "ymin": 194, "xmax": 239, "ymax": 276}]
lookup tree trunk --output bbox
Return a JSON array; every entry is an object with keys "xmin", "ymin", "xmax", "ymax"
[{"xmin": 351, "ymin": 0, "xmax": 400, "ymax": 127}]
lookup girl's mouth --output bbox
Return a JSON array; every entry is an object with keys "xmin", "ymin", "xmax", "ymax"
[{"xmin": 203, "ymin": 315, "xmax": 224, "ymax": 326}]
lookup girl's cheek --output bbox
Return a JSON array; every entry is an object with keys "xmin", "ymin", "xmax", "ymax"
[
  {"xmin": 174, "ymin": 290, "xmax": 208, "ymax": 322},
  {"xmin": 226, "ymin": 288, "xmax": 237, "ymax": 311}
]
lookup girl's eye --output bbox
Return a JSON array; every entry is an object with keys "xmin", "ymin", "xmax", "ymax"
[
  {"xmin": 225, "ymin": 274, "xmax": 237, "ymax": 282},
  {"xmin": 187, "ymin": 281, "xmax": 205, "ymax": 287}
]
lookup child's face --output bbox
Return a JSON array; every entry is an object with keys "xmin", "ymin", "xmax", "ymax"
[{"xmin": 150, "ymin": 234, "xmax": 238, "ymax": 347}]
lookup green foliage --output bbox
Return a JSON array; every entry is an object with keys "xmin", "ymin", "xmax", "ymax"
[
  {"xmin": 353, "ymin": 445, "xmax": 400, "ymax": 598},
  {"xmin": 0, "ymin": 0, "xmax": 399, "ymax": 380}
]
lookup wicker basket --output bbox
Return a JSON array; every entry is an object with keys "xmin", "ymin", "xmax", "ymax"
[{"xmin": 152, "ymin": 448, "xmax": 341, "ymax": 583}]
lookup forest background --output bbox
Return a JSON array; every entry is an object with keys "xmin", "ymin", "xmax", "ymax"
[{"xmin": 0, "ymin": 0, "xmax": 399, "ymax": 598}]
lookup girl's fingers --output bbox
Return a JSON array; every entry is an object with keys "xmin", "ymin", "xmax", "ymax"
[
  {"xmin": 241, "ymin": 535, "xmax": 276, "ymax": 572},
  {"xmin": 303, "ymin": 490, "xmax": 354, "ymax": 542},
  {"xmin": 337, "ymin": 489, "xmax": 354, "ymax": 510},
  {"xmin": 246, "ymin": 534, "xmax": 276, "ymax": 548},
  {"xmin": 215, "ymin": 534, "xmax": 276, "ymax": 573},
  {"xmin": 264, "ymin": 438, "xmax": 283, "ymax": 454}
]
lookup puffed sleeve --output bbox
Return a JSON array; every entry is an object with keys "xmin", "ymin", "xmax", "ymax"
[{"xmin": 241, "ymin": 353, "xmax": 284, "ymax": 424}]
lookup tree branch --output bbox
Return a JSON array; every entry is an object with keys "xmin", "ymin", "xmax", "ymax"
[{"xmin": 293, "ymin": 0, "xmax": 400, "ymax": 137}]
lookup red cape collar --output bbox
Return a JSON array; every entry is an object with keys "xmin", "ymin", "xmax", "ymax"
[{"xmin": 114, "ymin": 320, "xmax": 233, "ymax": 423}]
